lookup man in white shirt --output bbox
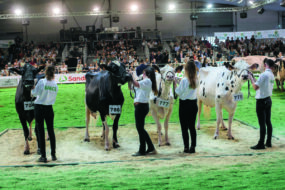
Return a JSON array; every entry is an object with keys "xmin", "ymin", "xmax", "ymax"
[{"xmin": 249, "ymin": 58, "xmax": 275, "ymax": 150}]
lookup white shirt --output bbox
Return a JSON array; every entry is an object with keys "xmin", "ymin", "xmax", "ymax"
[
  {"xmin": 134, "ymin": 78, "xmax": 152, "ymax": 103},
  {"xmin": 255, "ymin": 69, "xmax": 274, "ymax": 99},
  {"xmin": 32, "ymin": 78, "xmax": 58, "ymax": 105},
  {"xmin": 175, "ymin": 77, "xmax": 197, "ymax": 100}
]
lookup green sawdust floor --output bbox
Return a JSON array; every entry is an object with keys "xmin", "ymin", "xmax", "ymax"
[{"xmin": 1, "ymin": 82, "xmax": 285, "ymax": 136}]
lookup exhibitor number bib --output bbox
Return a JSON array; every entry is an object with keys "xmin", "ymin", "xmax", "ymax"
[
  {"xmin": 233, "ymin": 92, "xmax": 243, "ymax": 102},
  {"xmin": 158, "ymin": 98, "xmax": 170, "ymax": 108},
  {"xmin": 24, "ymin": 101, "xmax": 34, "ymax": 111},
  {"xmin": 109, "ymin": 105, "xmax": 121, "ymax": 114}
]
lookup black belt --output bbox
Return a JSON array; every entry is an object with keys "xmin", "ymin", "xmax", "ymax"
[{"xmin": 257, "ymin": 97, "xmax": 270, "ymax": 101}]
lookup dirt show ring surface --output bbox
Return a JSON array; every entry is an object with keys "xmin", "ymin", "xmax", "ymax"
[{"xmin": 0, "ymin": 121, "xmax": 284, "ymax": 167}]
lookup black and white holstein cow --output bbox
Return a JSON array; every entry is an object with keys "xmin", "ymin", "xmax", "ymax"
[
  {"xmin": 84, "ymin": 62, "xmax": 132, "ymax": 150},
  {"xmin": 197, "ymin": 60, "xmax": 258, "ymax": 139},
  {"xmin": 9, "ymin": 63, "xmax": 45, "ymax": 154},
  {"xmin": 150, "ymin": 65, "xmax": 176, "ymax": 146}
]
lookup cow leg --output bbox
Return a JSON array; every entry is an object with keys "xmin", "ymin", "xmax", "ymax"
[
  {"xmin": 227, "ymin": 113, "xmax": 235, "ymax": 140},
  {"xmin": 84, "ymin": 106, "xmax": 91, "ymax": 142},
  {"xmin": 19, "ymin": 115, "xmax": 30, "ymax": 142},
  {"xmin": 112, "ymin": 114, "xmax": 120, "ymax": 148},
  {"xmin": 276, "ymin": 79, "xmax": 280, "ymax": 90},
  {"xmin": 196, "ymin": 99, "xmax": 202, "ymax": 130},
  {"xmin": 281, "ymin": 79, "xmax": 284, "ymax": 92},
  {"xmin": 164, "ymin": 107, "xmax": 173, "ymax": 146},
  {"xmin": 151, "ymin": 110, "xmax": 163, "ymax": 146},
  {"xmin": 103, "ymin": 120, "xmax": 110, "ymax": 151},
  {"xmin": 214, "ymin": 104, "xmax": 222, "ymax": 139},
  {"xmin": 220, "ymin": 112, "xmax": 227, "ymax": 131},
  {"xmin": 28, "ymin": 121, "xmax": 33, "ymax": 141},
  {"xmin": 24, "ymin": 139, "xmax": 30, "ymax": 155}
]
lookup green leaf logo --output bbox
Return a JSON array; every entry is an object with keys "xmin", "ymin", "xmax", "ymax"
[{"xmin": 59, "ymin": 76, "xmax": 67, "ymax": 82}]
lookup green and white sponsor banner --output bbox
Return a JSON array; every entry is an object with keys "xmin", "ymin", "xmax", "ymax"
[
  {"xmin": 0, "ymin": 76, "xmax": 20, "ymax": 87},
  {"xmin": 55, "ymin": 73, "xmax": 87, "ymax": 84},
  {"xmin": 0, "ymin": 40, "xmax": 15, "ymax": 48},
  {"xmin": 215, "ymin": 29, "xmax": 285, "ymax": 40},
  {"xmin": 0, "ymin": 73, "xmax": 92, "ymax": 87}
]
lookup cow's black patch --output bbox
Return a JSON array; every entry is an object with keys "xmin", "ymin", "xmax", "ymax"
[
  {"xmin": 225, "ymin": 87, "xmax": 229, "ymax": 91},
  {"xmin": 230, "ymin": 72, "xmax": 233, "ymax": 80},
  {"xmin": 222, "ymin": 83, "xmax": 224, "ymax": 86},
  {"xmin": 231, "ymin": 80, "xmax": 234, "ymax": 84},
  {"xmin": 231, "ymin": 90, "xmax": 233, "ymax": 92},
  {"xmin": 222, "ymin": 72, "xmax": 225, "ymax": 77},
  {"xmin": 227, "ymin": 76, "xmax": 229, "ymax": 80},
  {"xmin": 217, "ymin": 83, "xmax": 220, "ymax": 87},
  {"xmin": 200, "ymin": 80, "xmax": 202, "ymax": 84},
  {"xmin": 203, "ymin": 87, "xmax": 205, "ymax": 97},
  {"xmin": 232, "ymin": 85, "xmax": 234, "ymax": 88}
]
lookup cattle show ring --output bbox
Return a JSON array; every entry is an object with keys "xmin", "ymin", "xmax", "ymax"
[{"xmin": 1, "ymin": 62, "xmax": 285, "ymax": 189}]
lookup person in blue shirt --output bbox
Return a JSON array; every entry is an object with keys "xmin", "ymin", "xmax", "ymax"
[{"xmin": 136, "ymin": 59, "xmax": 148, "ymax": 76}]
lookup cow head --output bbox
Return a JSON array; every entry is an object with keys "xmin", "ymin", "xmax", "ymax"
[
  {"xmin": 160, "ymin": 65, "xmax": 175, "ymax": 82},
  {"xmin": 9, "ymin": 63, "xmax": 44, "ymax": 89},
  {"xmin": 106, "ymin": 61, "xmax": 132, "ymax": 86},
  {"xmin": 216, "ymin": 60, "xmax": 258, "ymax": 100}
]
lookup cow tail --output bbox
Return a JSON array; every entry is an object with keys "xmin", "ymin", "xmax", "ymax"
[{"xmin": 203, "ymin": 105, "xmax": 211, "ymax": 119}]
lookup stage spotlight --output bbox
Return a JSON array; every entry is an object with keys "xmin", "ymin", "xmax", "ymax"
[
  {"xmin": 257, "ymin": 7, "xmax": 264, "ymax": 14},
  {"xmin": 93, "ymin": 7, "xmax": 100, "ymax": 12},
  {"xmin": 15, "ymin": 9, "xmax": 22, "ymax": 16},
  {"xmin": 168, "ymin": 3, "xmax": 176, "ymax": 10},
  {"xmin": 207, "ymin": 4, "xmax": 213, "ymax": 8},
  {"xmin": 249, "ymin": 1, "xmax": 254, "ymax": 5},
  {"xmin": 53, "ymin": 8, "xmax": 61, "ymax": 15},
  {"xmin": 130, "ymin": 4, "xmax": 138, "ymax": 11}
]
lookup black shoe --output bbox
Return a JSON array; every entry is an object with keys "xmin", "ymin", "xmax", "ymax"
[
  {"xmin": 250, "ymin": 144, "xmax": 265, "ymax": 150},
  {"xmin": 183, "ymin": 148, "xmax": 190, "ymax": 153},
  {"xmin": 51, "ymin": 155, "xmax": 57, "ymax": 161},
  {"xmin": 132, "ymin": 152, "xmax": 146, "ymax": 157},
  {"xmin": 37, "ymin": 149, "xmax": 41, "ymax": 155},
  {"xmin": 189, "ymin": 147, "xmax": 196, "ymax": 154},
  {"xmin": 37, "ymin": 156, "xmax": 47, "ymax": 163},
  {"xmin": 265, "ymin": 143, "xmax": 272, "ymax": 148}
]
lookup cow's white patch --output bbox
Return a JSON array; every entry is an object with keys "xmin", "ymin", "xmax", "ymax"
[{"xmin": 113, "ymin": 61, "xmax": 121, "ymax": 67}]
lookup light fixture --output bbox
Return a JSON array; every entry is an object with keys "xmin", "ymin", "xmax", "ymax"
[
  {"xmin": 130, "ymin": 4, "xmax": 138, "ymax": 11},
  {"xmin": 207, "ymin": 4, "xmax": 213, "ymax": 9},
  {"xmin": 53, "ymin": 8, "xmax": 61, "ymax": 15},
  {"xmin": 15, "ymin": 9, "xmax": 22, "ymax": 16},
  {"xmin": 249, "ymin": 1, "xmax": 254, "ymax": 5},
  {"xmin": 168, "ymin": 3, "xmax": 175, "ymax": 10},
  {"xmin": 93, "ymin": 7, "xmax": 99, "ymax": 12}
]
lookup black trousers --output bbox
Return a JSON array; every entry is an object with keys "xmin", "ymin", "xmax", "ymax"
[
  {"xmin": 256, "ymin": 97, "xmax": 272, "ymax": 145},
  {"xmin": 179, "ymin": 99, "xmax": 198, "ymax": 149},
  {"xmin": 35, "ymin": 104, "xmax": 56, "ymax": 158},
  {"xmin": 135, "ymin": 103, "xmax": 154, "ymax": 154}
]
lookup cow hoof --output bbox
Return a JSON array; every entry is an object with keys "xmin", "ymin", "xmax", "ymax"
[
  {"xmin": 214, "ymin": 136, "xmax": 218, "ymax": 140},
  {"xmin": 23, "ymin": 150, "xmax": 30, "ymax": 155},
  {"xmin": 105, "ymin": 147, "xmax": 110, "ymax": 151},
  {"xmin": 197, "ymin": 127, "xmax": 200, "ymax": 130},
  {"xmin": 221, "ymin": 126, "xmax": 228, "ymax": 131},
  {"xmin": 84, "ymin": 138, "xmax": 90, "ymax": 142},
  {"xmin": 47, "ymin": 137, "xmax": 50, "ymax": 141},
  {"xmin": 228, "ymin": 136, "xmax": 235, "ymax": 140},
  {"xmin": 158, "ymin": 144, "xmax": 162, "ymax": 147},
  {"xmin": 165, "ymin": 142, "xmax": 171, "ymax": 146},
  {"xmin": 28, "ymin": 137, "xmax": 32, "ymax": 141},
  {"xmin": 113, "ymin": 142, "xmax": 120, "ymax": 148}
]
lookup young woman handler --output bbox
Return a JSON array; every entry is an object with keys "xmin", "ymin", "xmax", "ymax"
[
  {"xmin": 130, "ymin": 67, "xmax": 158, "ymax": 156},
  {"xmin": 32, "ymin": 65, "xmax": 58, "ymax": 162},
  {"xmin": 175, "ymin": 60, "xmax": 198, "ymax": 154}
]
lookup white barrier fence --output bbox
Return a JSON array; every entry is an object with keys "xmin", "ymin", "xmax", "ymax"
[{"xmin": 0, "ymin": 73, "xmax": 91, "ymax": 88}]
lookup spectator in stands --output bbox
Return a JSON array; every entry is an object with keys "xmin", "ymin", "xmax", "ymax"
[
  {"xmin": 76, "ymin": 63, "xmax": 82, "ymax": 73},
  {"xmin": 89, "ymin": 63, "xmax": 95, "ymax": 72},
  {"xmin": 94, "ymin": 62, "xmax": 100, "ymax": 72},
  {"xmin": 60, "ymin": 62, "xmax": 68, "ymax": 74},
  {"xmin": 156, "ymin": 51, "xmax": 162, "ymax": 64},
  {"xmin": 174, "ymin": 43, "xmax": 180, "ymax": 52},
  {"xmin": 136, "ymin": 59, "xmax": 147, "ymax": 77},
  {"xmin": 1, "ymin": 64, "xmax": 9, "ymax": 76},
  {"xmin": 82, "ymin": 63, "xmax": 89, "ymax": 73},
  {"xmin": 215, "ymin": 36, "xmax": 219, "ymax": 46}
]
